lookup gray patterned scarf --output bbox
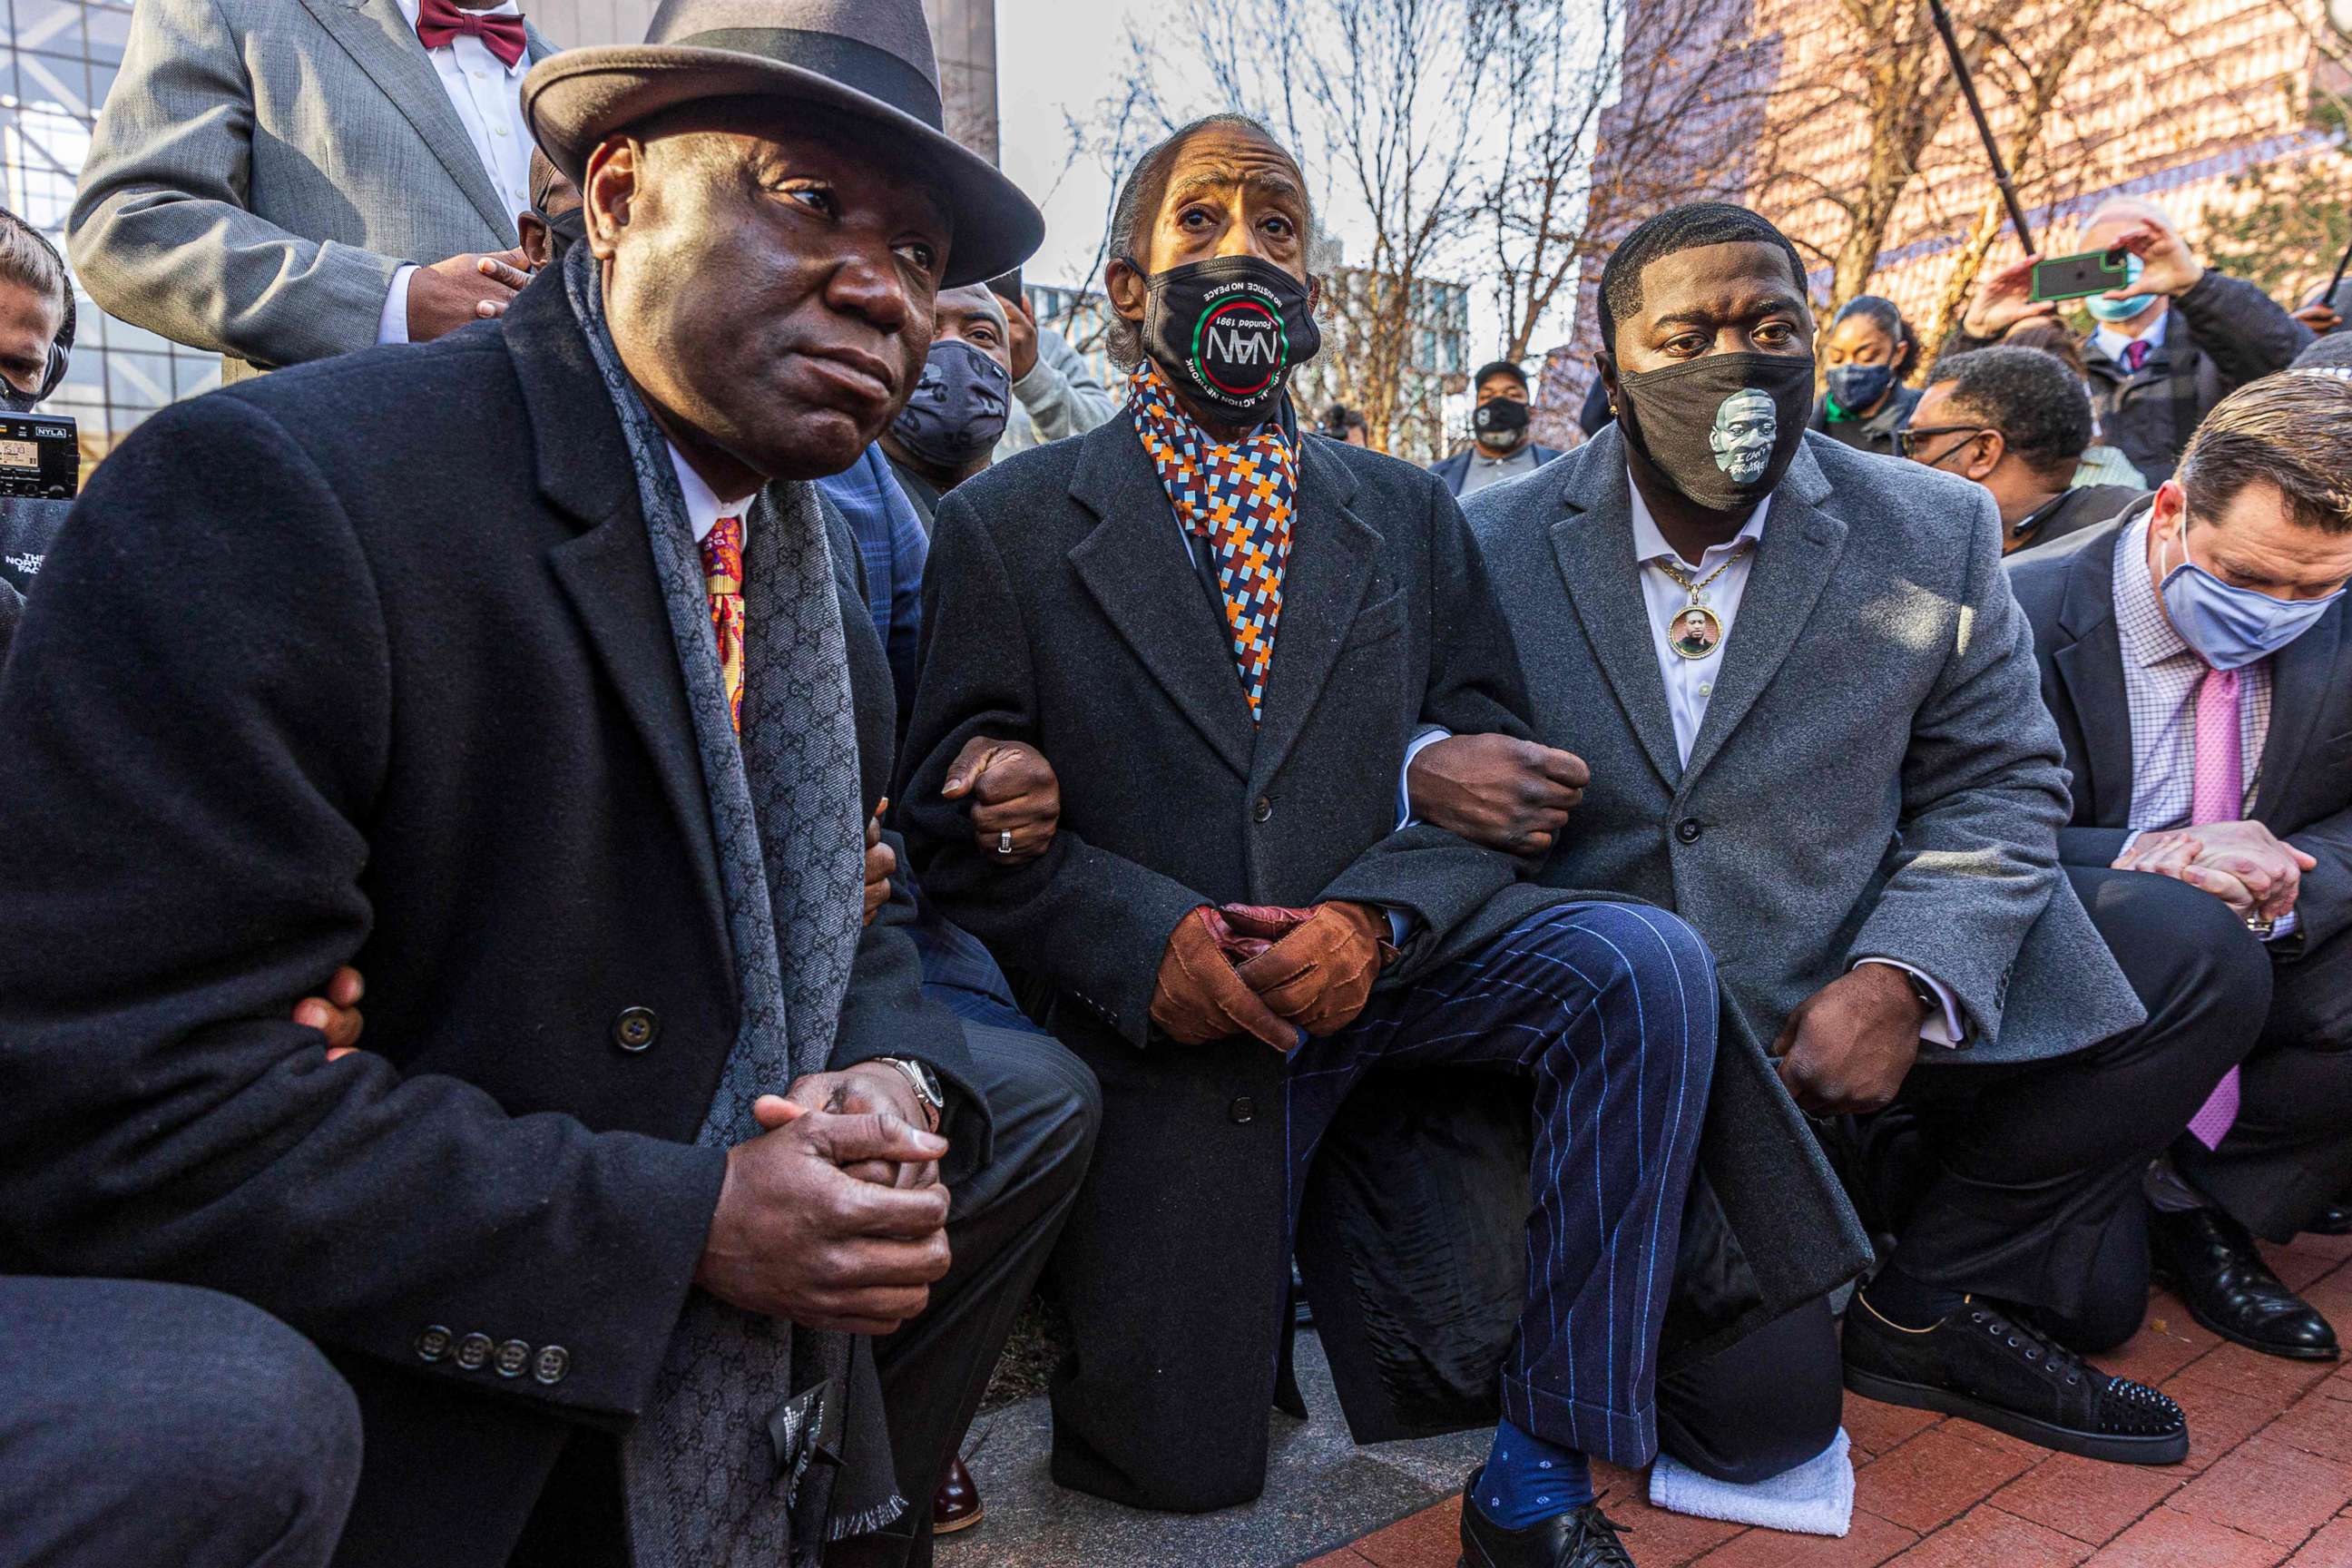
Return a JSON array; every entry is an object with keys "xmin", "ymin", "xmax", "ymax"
[{"xmin": 561, "ymin": 246, "xmax": 903, "ymax": 1565}]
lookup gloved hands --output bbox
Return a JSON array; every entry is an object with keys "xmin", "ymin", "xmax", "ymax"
[{"xmin": 1150, "ymin": 901, "xmax": 1396, "ymax": 1051}]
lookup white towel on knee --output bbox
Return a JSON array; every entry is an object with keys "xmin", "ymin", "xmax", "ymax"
[{"xmin": 1647, "ymin": 1427, "xmax": 1853, "ymax": 1537}]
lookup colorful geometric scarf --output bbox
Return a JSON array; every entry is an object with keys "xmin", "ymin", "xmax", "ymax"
[{"xmin": 1128, "ymin": 358, "xmax": 1297, "ymax": 723}]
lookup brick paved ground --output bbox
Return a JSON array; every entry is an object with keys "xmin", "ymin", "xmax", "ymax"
[{"xmin": 1308, "ymin": 1232, "xmax": 2352, "ymax": 1568}]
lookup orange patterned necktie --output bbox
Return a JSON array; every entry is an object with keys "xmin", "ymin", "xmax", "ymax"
[{"xmin": 700, "ymin": 514, "xmax": 746, "ymax": 734}]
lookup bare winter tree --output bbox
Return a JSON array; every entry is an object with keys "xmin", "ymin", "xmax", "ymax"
[{"xmin": 1478, "ymin": 0, "xmax": 1773, "ymax": 364}]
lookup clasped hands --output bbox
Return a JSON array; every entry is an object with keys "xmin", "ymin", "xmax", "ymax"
[
  {"xmin": 1150, "ymin": 900, "xmax": 1395, "ymax": 1051},
  {"xmin": 2112, "ymin": 818, "xmax": 2315, "ymax": 927}
]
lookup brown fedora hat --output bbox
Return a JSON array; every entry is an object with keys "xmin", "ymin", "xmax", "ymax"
[{"xmin": 522, "ymin": 0, "xmax": 1043, "ymax": 286}]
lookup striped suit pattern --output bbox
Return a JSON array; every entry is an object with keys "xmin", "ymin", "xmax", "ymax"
[{"xmin": 1286, "ymin": 899, "xmax": 1718, "ymax": 1465}]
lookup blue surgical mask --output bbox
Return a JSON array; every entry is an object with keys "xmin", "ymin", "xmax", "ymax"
[
  {"xmin": 2086, "ymin": 252, "xmax": 2155, "ymax": 324},
  {"xmin": 2158, "ymin": 522, "xmax": 2346, "ymax": 671}
]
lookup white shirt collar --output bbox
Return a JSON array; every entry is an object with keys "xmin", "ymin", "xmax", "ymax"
[
  {"xmin": 667, "ymin": 443, "xmax": 758, "ymax": 544},
  {"xmin": 1627, "ymin": 465, "xmax": 1771, "ymax": 564},
  {"xmin": 394, "ymin": 0, "xmax": 526, "ymax": 74},
  {"xmin": 2092, "ymin": 304, "xmax": 2169, "ymax": 366}
]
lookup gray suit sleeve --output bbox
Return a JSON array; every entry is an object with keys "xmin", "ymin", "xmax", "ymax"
[
  {"xmin": 1849, "ymin": 489, "xmax": 2072, "ymax": 1040},
  {"xmin": 66, "ymin": 0, "xmax": 406, "ymax": 367}
]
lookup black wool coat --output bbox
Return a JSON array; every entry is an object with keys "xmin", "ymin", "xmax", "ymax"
[
  {"xmin": 896, "ymin": 416, "xmax": 1867, "ymax": 1512},
  {"xmin": 0, "ymin": 273, "xmax": 984, "ymax": 1567}
]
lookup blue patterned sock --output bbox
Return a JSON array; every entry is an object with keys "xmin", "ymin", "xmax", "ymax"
[{"xmin": 1473, "ymin": 1417, "xmax": 1593, "ymax": 1530}]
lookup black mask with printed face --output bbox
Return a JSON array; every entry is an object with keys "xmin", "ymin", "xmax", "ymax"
[
  {"xmin": 1612, "ymin": 350, "xmax": 1814, "ymax": 513},
  {"xmin": 1127, "ymin": 254, "xmax": 1320, "ymax": 419}
]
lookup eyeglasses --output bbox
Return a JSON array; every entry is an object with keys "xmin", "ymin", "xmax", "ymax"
[{"xmin": 1894, "ymin": 425, "xmax": 1991, "ymax": 464}]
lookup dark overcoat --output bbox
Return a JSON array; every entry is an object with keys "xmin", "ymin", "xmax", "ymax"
[
  {"xmin": 0, "ymin": 275, "xmax": 985, "ymax": 1567},
  {"xmin": 895, "ymin": 416, "xmax": 1867, "ymax": 1512}
]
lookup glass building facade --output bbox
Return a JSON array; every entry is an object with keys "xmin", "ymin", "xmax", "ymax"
[{"xmin": 3, "ymin": 0, "xmax": 226, "ymax": 468}]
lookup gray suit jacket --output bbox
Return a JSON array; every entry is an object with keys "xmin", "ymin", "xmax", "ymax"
[
  {"xmin": 68, "ymin": 0, "xmax": 555, "ymax": 377},
  {"xmin": 1465, "ymin": 425, "xmax": 2145, "ymax": 1067}
]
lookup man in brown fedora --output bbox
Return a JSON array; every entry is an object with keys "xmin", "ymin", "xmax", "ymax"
[{"xmin": 0, "ymin": 5, "xmax": 1091, "ymax": 1567}]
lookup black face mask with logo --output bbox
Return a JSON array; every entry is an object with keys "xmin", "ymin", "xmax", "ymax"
[
  {"xmin": 1125, "ymin": 254, "xmax": 1321, "ymax": 419},
  {"xmin": 1474, "ymin": 396, "xmax": 1531, "ymax": 443},
  {"xmin": 1612, "ymin": 350, "xmax": 1814, "ymax": 513}
]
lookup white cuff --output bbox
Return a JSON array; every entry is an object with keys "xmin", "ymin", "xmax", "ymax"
[
  {"xmin": 2117, "ymin": 828, "xmax": 2142, "ymax": 860},
  {"xmin": 377, "ymin": 264, "xmax": 418, "ymax": 346},
  {"xmin": 1397, "ymin": 726, "xmax": 1452, "ymax": 829},
  {"xmin": 1855, "ymin": 958, "xmax": 1965, "ymax": 1046},
  {"xmin": 2266, "ymin": 909, "xmax": 2299, "ymax": 943}
]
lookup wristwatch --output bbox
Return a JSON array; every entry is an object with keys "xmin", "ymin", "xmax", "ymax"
[
  {"xmin": 873, "ymin": 1056, "xmax": 945, "ymax": 1132},
  {"xmin": 1898, "ymin": 968, "xmax": 1941, "ymax": 1019}
]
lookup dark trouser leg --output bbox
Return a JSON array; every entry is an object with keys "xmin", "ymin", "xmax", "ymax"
[
  {"xmin": 1288, "ymin": 901, "xmax": 1717, "ymax": 1467},
  {"xmin": 1890, "ymin": 867, "xmax": 2268, "ymax": 1320},
  {"xmin": 830, "ymin": 1024, "xmax": 1100, "ymax": 1568},
  {"xmin": 2175, "ymin": 924, "xmax": 2352, "ymax": 1240},
  {"xmin": 0, "ymin": 1277, "xmax": 361, "ymax": 1568},
  {"xmin": 1655, "ymin": 1296, "xmax": 1843, "ymax": 1485}
]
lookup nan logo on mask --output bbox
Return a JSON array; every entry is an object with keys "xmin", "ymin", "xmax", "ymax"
[
  {"xmin": 1709, "ymin": 388, "xmax": 1778, "ymax": 486},
  {"xmin": 1191, "ymin": 284, "xmax": 1289, "ymax": 402}
]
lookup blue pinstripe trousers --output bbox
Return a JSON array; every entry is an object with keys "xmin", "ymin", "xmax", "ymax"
[{"xmin": 1284, "ymin": 901, "xmax": 1717, "ymax": 1467}]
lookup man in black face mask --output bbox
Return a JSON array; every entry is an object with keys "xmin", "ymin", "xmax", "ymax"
[
  {"xmin": 1432, "ymin": 358, "xmax": 1564, "ymax": 497},
  {"xmin": 878, "ymin": 282, "xmax": 1014, "ymax": 530},
  {"xmin": 897, "ymin": 118, "xmax": 1790, "ymax": 1568},
  {"xmin": 1438, "ymin": 203, "xmax": 2269, "ymax": 1509}
]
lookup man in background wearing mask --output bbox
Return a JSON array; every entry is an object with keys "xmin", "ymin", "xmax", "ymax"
[
  {"xmin": 516, "ymin": 149, "xmax": 583, "ymax": 272},
  {"xmin": 1901, "ymin": 344, "xmax": 2142, "ymax": 554},
  {"xmin": 898, "ymin": 114, "xmax": 1729, "ymax": 1568},
  {"xmin": 1455, "ymin": 203, "xmax": 2265, "ymax": 1512},
  {"xmin": 2012, "ymin": 371, "xmax": 2352, "ymax": 1365},
  {"xmin": 1952, "ymin": 197, "xmax": 2308, "ymax": 484},
  {"xmin": 880, "ymin": 282, "xmax": 1014, "ymax": 531},
  {"xmin": 1432, "ymin": 358, "xmax": 1564, "ymax": 497}
]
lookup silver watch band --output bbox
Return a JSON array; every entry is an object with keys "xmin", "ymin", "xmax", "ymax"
[{"xmin": 874, "ymin": 1056, "xmax": 942, "ymax": 1131}]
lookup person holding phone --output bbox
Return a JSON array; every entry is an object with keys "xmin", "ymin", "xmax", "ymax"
[{"xmin": 1948, "ymin": 197, "xmax": 2309, "ymax": 484}]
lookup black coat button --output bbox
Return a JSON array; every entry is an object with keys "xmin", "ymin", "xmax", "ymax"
[
  {"xmin": 455, "ymin": 1332, "xmax": 493, "ymax": 1371},
  {"xmin": 415, "ymin": 1325, "xmax": 453, "ymax": 1364},
  {"xmin": 1675, "ymin": 818, "xmax": 1704, "ymax": 845},
  {"xmin": 534, "ymin": 1345, "xmax": 571, "ymax": 1386},
  {"xmin": 613, "ymin": 1006, "xmax": 660, "ymax": 1052},
  {"xmin": 1230, "ymin": 1096, "xmax": 1254, "ymax": 1123},
  {"xmin": 494, "ymin": 1338, "xmax": 532, "ymax": 1378},
  {"xmin": 1253, "ymin": 797, "xmax": 1273, "ymax": 823}
]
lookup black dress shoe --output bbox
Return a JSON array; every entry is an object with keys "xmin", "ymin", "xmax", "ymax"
[
  {"xmin": 932, "ymin": 1455, "xmax": 983, "ymax": 1535},
  {"xmin": 2307, "ymin": 1199, "xmax": 2352, "ymax": 1238},
  {"xmin": 1457, "ymin": 1469, "xmax": 1632, "ymax": 1568},
  {"xmin": 2151, "ymin": 1205, "xmax": 2340, "ymax": 1361},
  {"xmin": 1843, "ymin": 1293, "xmax": 2187, "ymax": 1465}
]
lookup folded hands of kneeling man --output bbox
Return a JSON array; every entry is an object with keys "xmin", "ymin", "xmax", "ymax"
[{"xmin": 1149, "ymin": 901, "xmax": 1395, "ymax": 1053}]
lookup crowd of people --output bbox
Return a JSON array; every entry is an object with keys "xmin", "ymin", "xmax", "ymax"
[{"xmin": 0, "ymin": 3, "xmax": 2346, "ymax": 1568}]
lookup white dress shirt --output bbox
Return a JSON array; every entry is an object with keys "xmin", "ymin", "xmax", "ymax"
[
  {"xmin": 2091, "ymin": 304, "xmax": 2169, "ymax": 369},
  {"xmin": 668, "ymin": 444, "xmax": 757, "ymax": 545},
  {"xmin": 375, "ymin": 0, "xmax": 534, "ymax": 346}
]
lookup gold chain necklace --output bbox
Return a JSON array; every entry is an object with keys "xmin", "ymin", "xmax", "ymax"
[{"xmin": 1649, "ymin": 540, "xmax": 1754, "ymax": 661}]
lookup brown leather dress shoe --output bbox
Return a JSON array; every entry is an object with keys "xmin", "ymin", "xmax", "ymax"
[{"xmin": 933, "ymin": 1455, "xmax": 983, "ymax": 1535}]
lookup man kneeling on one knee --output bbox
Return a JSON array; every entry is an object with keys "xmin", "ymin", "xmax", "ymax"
[{"xmin": 897, "ymin": 115, "xmax": 1740, "ymax": 1568}]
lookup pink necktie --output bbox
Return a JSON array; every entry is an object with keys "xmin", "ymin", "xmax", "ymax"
[
  {"xmin": 2184, "ymin": 665, "xmax": 2243, "ymax": 1151},
  {"xmin": 2122, "ymin": 339, "xmax": 2151, "ymax": 373}
]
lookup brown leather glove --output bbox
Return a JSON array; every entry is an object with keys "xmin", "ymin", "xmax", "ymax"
[
  {"xmin": 1235, "ymin": 901, "xmax": 1396, "ymax": 1038},
  {"xmin": 1151, "ymin": 907, "xmax": 1303, "ymax": 1052}
]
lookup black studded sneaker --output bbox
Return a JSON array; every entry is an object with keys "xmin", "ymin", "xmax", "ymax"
[
  {"xmin": 1843, "ymin": 1292, "xmax": 2188, "ymax": 1465},
  {"xmin": 1457, "ymin": 1469, "xmax": 1634, "ymax": 1568}
]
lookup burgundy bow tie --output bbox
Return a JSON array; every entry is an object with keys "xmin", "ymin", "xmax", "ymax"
[{"xmin": 416, "ymin": 0, "xmax": 526, "ymax": 68}]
